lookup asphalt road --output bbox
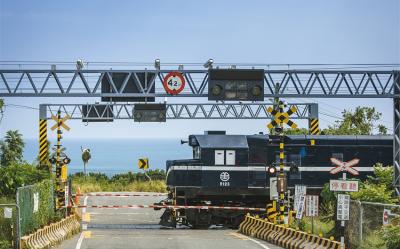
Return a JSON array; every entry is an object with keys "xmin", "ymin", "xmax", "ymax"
[{"xmin": 57, "ymin": 192, "xmax": 283, "ymax": 249}]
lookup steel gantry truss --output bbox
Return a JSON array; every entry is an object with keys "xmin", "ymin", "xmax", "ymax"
[
  {"xmin": 39, "ymin": 103, "xmax": 315, "ymax": 121},
  {"xmin": 0, "ymin": 69, "xmax": 398, "ymax": 98},
  {"xmin": 1, "ymin": 66, "xmax": 399, "ymax": 195}
]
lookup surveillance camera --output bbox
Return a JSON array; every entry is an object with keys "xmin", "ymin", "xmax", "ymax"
[
  {"xmin": 154, "ymin": 59, "xmax": 161, "ymax": 70},
  {"xmin": 203, "ymin": 58, "xmax": 214, "ymax": 68}
]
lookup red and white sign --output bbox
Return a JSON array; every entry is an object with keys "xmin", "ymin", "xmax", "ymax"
[
  {"xmin": 330, "ymin": 180, "xmax": 359, "ymax": 192},
  {"xmin": 330, "ymin": 158, "xmax": 360, "ymax": 175},
  {"xmin": 383, "ymin": 209, "xmax": 390, "ymax": 225},
  {"xmin": 163, "ymin": 72, "xmax": 185, "ymax": 95}
]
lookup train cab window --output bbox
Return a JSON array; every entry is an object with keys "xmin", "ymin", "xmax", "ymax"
[
  {"xmin": 215, "ymin": 150, "xmax": 225, "ymax": 165},
  {"xmin": 193, "ymin": 146, "xmax": 201, "ymax": 159},
  {"xmin": 332, "ymin": 153, "xmax": 343, "ymax": 161},
  {"xmin": 226, "ymin": 150, "xmax": 236, "ymax": 165}
]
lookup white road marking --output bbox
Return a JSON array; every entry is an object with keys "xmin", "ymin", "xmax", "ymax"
[
  {"xmin": 75, "ymin": 232, "xmax": 85, "ymax": 249},
  {"xmin": 75, "ymin": 195, "xmax": 89, "ymax": 249},
  {"xmin": 233, "ymin": 233, "xmax": 271, "ymax": 249}
]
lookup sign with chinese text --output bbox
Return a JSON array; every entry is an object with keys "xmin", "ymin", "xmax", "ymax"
[
  {"xmin": 337, "ymin": 194, "xmax": 350, "ymax": 221},
  {"xmin": 295, "ymin": 195, "xmax": 306, "ymax": 219},
  {"xmin": 330, "ymin": 180, "xmax": 359, "ymax": 192},
  {"xmin": 305, "ymin": 195, "xmax": 319, "ymax": 217}
]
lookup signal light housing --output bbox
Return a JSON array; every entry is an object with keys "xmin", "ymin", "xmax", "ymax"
[
  {"xmin": 208, "ymin": 69, "xmax": 264, "ymax": 101},
  {"xmin": 267, "ymin": 166, "xmax": 277, "ymax": 176},
  {"xmin": 63, "ymin": 157, "xmax": 71, "ymax": 165}
]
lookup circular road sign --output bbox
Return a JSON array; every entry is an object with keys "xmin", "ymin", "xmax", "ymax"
[{"xmin": 163, "ymin": 72, "xmax": 185, "ymax": 95}]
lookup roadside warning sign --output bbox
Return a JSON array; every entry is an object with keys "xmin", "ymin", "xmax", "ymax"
[
  {"xmin": 294, "ymin": 185, "xmax": 307, "ymax": 211},
  {"xmin": 330, "ymin": 158, "xmax": 359, "ymax": 175},
  {"xmin": 138, "ymin": 158, "xmax": 149, "ymax": 170},
  {"xmin": 163, "ymin": 72, "xmax": 185, "ymax": 95},
  {"xmin": 337, "ymin": 194, "xmax": 350, "ymax": 221},
  {"xmin": 330, "ymin": 179, "xmax": 359, "ymax": 192},
  {"xmin": 383, "ymin": 209, "xmax": 390, "ymax": 225},
  {"xmin": 295, "ymin": 195, "xmax": 306, "ymax": 219},
  {"xmin": 305, "ymin": 195, "xmax": 319, "ymax": 217}
]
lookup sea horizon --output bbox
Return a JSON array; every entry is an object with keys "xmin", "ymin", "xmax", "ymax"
[{"xmin": 22, "ymin": 137, "xmax": 192, "ymax": 176}]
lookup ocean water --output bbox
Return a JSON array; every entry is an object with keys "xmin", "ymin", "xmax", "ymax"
[{"xmin": 23, "ymin": 138, "xmax": 192, "ymax": 176}]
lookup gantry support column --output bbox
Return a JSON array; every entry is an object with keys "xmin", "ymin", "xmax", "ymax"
[
  {"xmin": 394, "ymin": 71, "xmax": 400, "ymax": 196},
  {"xmin": 308, "ymin": 103, "xmax": 320, "ymax": 135},
  {"xmin": 39, "ymin": 104, "xmax": 49, "ymax": 171}
]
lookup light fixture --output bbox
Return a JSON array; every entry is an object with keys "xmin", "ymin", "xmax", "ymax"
[
  {"xmin": 154, "ymin": 59, "xmax": 161, "ymax": 70},
  {"xmin": 76, "ymin": 59, "xmax": 84, "ymax": 70},
  {"xmin": 203, "ymin": 58, "xmax": 214, "ymax": 68}
]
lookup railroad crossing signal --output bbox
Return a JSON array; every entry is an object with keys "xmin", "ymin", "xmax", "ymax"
[
  {"xmin": 138, "ymin": 158, "xmax": 149, "ymax": 170},
  {"xmin": 51, "ymin": 114, "xmax": 71, "ymax": 131},
  {"xmin": 330, "ymin": 158, "xmax": 360, "ymax": 175},
  {"xmin": 266, "ymin": 106, "xmax": 298, "ymax": 129}
]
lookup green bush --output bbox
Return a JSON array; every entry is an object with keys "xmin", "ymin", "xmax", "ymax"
[
  {"xmin": 0, "ymin": 240, "xmax": 11, "ymax": 249},
  {"xmin": 0, "ymin": 163, "xmax": 49, "ymax": 197},
  {"xmin": 380, "ymin": 225, "xmax": 400, "ymax": 249}
]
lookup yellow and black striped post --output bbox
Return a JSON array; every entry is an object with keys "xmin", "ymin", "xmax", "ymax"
[
  {"xmin": 309, "ymin": 118, "xmax": 320, "ymax": 135},
  {"xmin": 267, "ymin": 101, "xmax": 298, "ymax": 225},
  {"xmin": 39, "ymin": 119, "xmax": 48, "ymax": 167},
  {"xmin": 278, "ymin": 104, "xmax": 286, "ymax": 224}
]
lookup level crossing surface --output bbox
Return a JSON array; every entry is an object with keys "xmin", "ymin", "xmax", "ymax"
[{"xmin": 56, "ymin": 192, "xmax": 283, "ymax": 249}]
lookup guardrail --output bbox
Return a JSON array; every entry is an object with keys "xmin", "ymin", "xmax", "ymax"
[
  {"xmin": 239, "ymin": 214, "xmax": 341, "ymax": 249},
  {"xmin": 20, "ymin": 214, "xmax": 80, "ymax": 249}
]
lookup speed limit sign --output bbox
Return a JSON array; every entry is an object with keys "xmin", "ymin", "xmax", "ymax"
[{"xmin": 163, "ymin": 72, "xmax": 185, "ymax": 95}]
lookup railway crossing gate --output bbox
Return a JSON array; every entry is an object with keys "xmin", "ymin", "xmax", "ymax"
[
  {"xmin": 267, "ymin": 101, "xmax": 298, "ymax": 224},
  {"xmin": 0, "ymin": 64, "xmax": 399, "ymax": 196}
]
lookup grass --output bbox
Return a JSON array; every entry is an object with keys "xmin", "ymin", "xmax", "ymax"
[
  {"xmin": 358, "ymin": 231, "xmax": 386, "ymax": 249},
  {"xmin": 71, "ymin": 173, "xmax": 167, "ymax": 193},
  {"xmin": 291, "ymin": 217, "xmax": 335, "ymax": 238},
  {"xmin": 303, "ymin": 217, "xmax": 335, "ymax": 237}
]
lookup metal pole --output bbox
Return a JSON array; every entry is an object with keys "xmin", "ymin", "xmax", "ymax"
[
  {"xmin": 0, "ymin": 204, "xmax": 20, "ymax": 249},
  {"xmin": 358, "ymin": 201, "xmax": 363, "ymax": 244},
  {"xmin": 278, "ymin": 102, "xmax": 286, "ymax": 224},
  {"xmin": 340, "ymin": 172, "xmax": 346, "ymax": 249}
]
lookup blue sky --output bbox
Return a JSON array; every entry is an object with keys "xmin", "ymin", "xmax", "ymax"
[{"xmin": 0, "ymin": 0, "xmax": 399, "ymax": 139}]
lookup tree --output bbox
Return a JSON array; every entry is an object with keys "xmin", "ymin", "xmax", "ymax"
[
  {"xmin": 81, "ymin": 147, "xmax": 91, "ymax": 175},
  {"xmin": 322, "ymin": 107, "xmax": 388, "ymax": 135},
  {"xmin": 0, "ymin": 130, "xmax": 25, "ymax": 166}
]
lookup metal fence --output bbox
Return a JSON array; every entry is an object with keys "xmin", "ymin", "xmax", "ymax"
[
  {"xmin": 16, "ymin": 180, "xmax": 56, "ymax": 237},
  {"xmin": 346, "ymin": 200, "xmax": 400, "ymax": 249},
  {"xmin": 0, "ymin": 204, "xmax": 20, "ymax": 249}
]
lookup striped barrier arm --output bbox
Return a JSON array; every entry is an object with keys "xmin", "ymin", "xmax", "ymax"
[{"xmin": 68, "ymin": 204, "xmax": 267, "ymax": 212}]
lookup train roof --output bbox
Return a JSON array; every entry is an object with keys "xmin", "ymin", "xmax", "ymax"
[
  {"xmin": 191, "ymin": 132, "xmax": 392, "ymax": 148},
  {"xmin": 193, "ymin": 135, "xmax": 249, "ymax": 149},
  {"xmin": 247, "ymin": 134, "xmax": 393, "ymax": 145}
]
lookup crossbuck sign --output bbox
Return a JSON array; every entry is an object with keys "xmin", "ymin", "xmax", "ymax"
[{"xmin": 330, "ymin": 158, "xmax": 360, "ymax": 176}]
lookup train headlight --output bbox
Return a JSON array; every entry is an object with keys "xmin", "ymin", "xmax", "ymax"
[{"xmin": 267, "ymin": 166, "xmax": 277, "ymax": 176}]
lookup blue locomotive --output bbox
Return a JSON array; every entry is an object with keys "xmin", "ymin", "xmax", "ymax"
[{"xmin": 158, "ymin": 131, "xmax": 392, "ymax": 228}]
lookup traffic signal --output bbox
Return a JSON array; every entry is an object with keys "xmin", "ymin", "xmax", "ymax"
[
  {"xmin": 133, "ymin": 104, "xmax": 167, "ymax": 122},
  {"xmin": 290, "ymin": 164, "xmax": 299, "ymax": 174},
  {"xmin": 63, "ymin": 157, "xmax": 71, "ymax": 164},
  {"xmin": 208, "ymin": 69, "xmax": 264, "ymax": 101},
  {"xmin": 267, "ymin": 166, "xmax": 277, "ymax": 176}
]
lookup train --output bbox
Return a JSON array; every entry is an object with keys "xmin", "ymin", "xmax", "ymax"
[{"xmin": 156, "ymin": 131, "xmax": 392, "ymax": 228}]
